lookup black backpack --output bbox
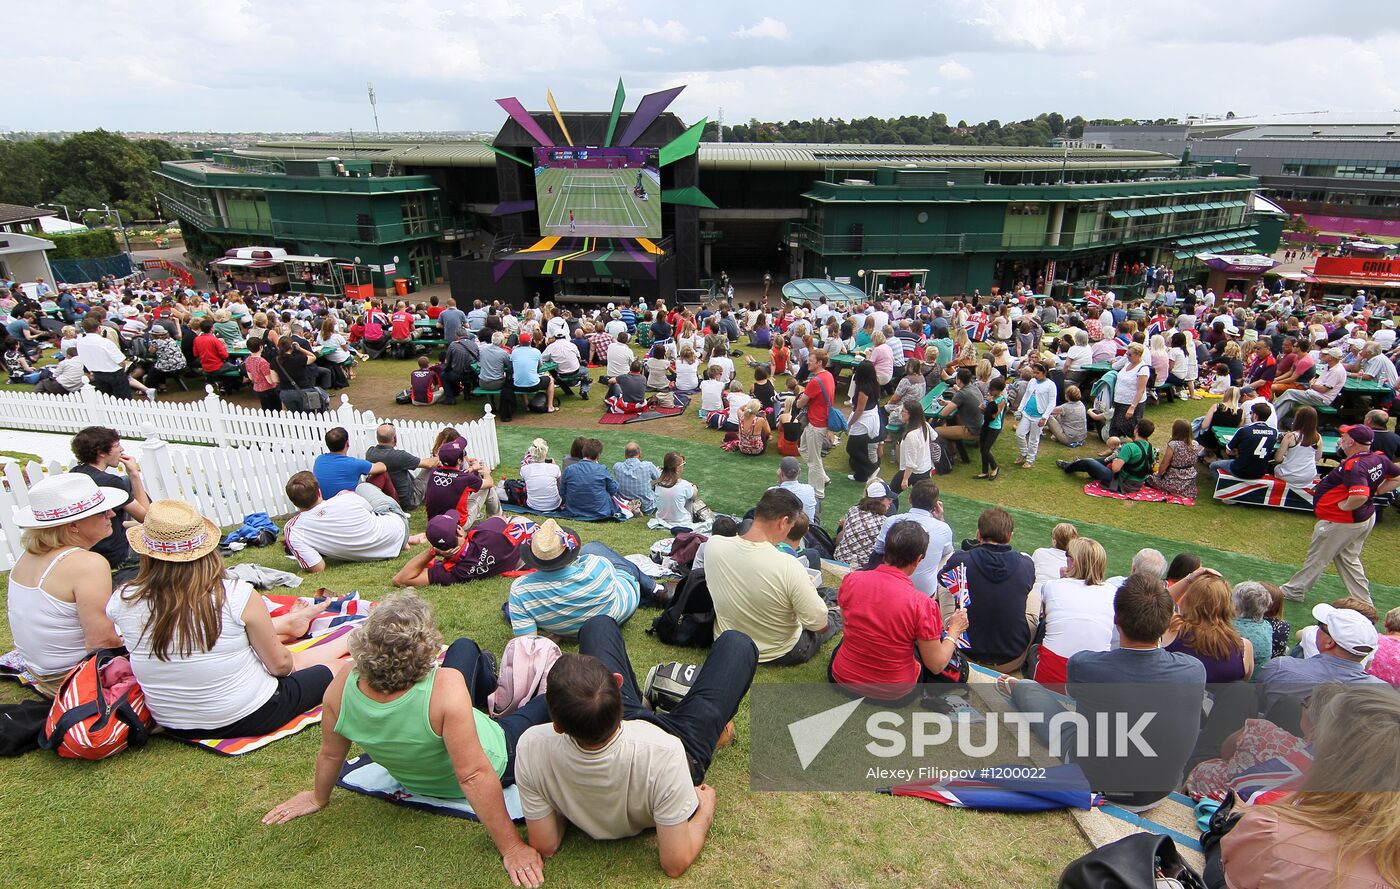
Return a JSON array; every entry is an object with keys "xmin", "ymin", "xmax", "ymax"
[
  {"xmin": 803, "ymin": 523, "xmax": 836, "ymax": 561},
  {"xmin": 648, "ymin": 567, "xmax": 715, "ymax": 648}
]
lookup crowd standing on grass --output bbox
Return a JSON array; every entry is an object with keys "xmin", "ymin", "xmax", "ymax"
[{"xmin": 5, "ymin": 261, "xmax": 1400, "ymax": 887}]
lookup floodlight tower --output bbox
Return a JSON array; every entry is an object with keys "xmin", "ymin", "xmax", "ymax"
[{"xmin": 368, "ymin": 82, "xmax": 380, "ymax": 135}]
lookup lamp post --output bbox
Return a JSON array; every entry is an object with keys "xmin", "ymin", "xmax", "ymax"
[{"xmin": 37, "ymin": 202, "xmax": 71, "ymax": 223}]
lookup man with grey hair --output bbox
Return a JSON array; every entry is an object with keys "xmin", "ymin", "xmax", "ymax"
[
  {"xmin": 1273, "ymin": 347, "xmax": 1347, "ymax": 426},
  {"xmin": 769, "ymin": 456, "xmax": 818, "ymax": 523},
  {"xmin": 1105, "ymin": 548, "xmax": 1167, "ymax": 592},
  {"xmin": 1357, "ymin": 341, "xmax": 1399, "ymax": 387}
]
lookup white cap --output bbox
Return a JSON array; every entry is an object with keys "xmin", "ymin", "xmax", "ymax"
[{"xmin": 1312, "ymin": 603, "xmax": 1379, "ymax": 657}]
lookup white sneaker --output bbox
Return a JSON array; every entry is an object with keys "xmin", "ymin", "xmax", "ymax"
[{"xmin": 145, "ymin": 388, "xmax": 157, "ymax": 401}]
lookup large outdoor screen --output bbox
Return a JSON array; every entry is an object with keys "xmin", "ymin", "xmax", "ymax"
[{"xmin": 533, "ymin": 146, "xmax": 661, "ymax": 238}]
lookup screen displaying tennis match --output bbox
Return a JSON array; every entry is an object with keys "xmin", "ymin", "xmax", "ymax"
[{"xmin": 533, "ymin": 146, "xmax": 661, "ymax": 238}]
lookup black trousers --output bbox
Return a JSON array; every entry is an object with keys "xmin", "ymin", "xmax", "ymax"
[
  {"xmin": 92, "ymin": 369, "xmax": 132, "ymax": 399},
  {"xmin": 166, "ymin": 665, "xmax": 334, "ymax": 740},
  {"xmin": 577, "ymin": 615, "xmax": 757, "ymax": 784},
  {"xmin": 846, "ymin": 432, "xmax": 881, "ymax": 483},
  {"xmin": 979, "ymin": 425, "xmax": 1001, "ymax": 474},
  {"xmin": 441, "ymin": 638, "xmax": 551, "ymax": 785}
]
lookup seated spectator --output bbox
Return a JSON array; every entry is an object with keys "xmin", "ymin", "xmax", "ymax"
[
  {"xmin": 941, "ymin": 507, "xmax": 1036, "ymax": 673},
  {"xmin": 643, "ymin": 344, "xmax": 672, "ymax": 391},
  {"xmin": 1056, "ymin": 418, "xmax": 1156, "ymax": 493},
  {"xmin": 725, "ymin": 399, "xmax": 771, "ymax": 456},
  {"xmin": 1262, "ymin": 581, "xmax": 1291, "ymax": 659},
  {"xmin": 705, "ymin": 489, "xmax": 838, "ymax": 665},
  {"xmin": 109, "ymin": 500, "xmax": 351, "ymax": 738},
  {"xmin": 265, "ymin": 591, "xmax": 552, "ymax": 885},
  {"xmin": 1231, "ymin": 580, "xmax": 1276, "ymax": 676},
  {"xmin": 1366, "ymin": 408, "xmax": 1400, "ymax": 461},
  {"xmin": 674, "ymin": 345, "xmax": 701, "ymax": 393},
  {"xmin": 1273, "ymin": 405, "xmax": 1321, "ymax": 487},
  {"xmin": 697, "ymin": 364, "xmax": 726, "ymax": 417},
  {"xmin": 422, "ymin": 438, "xmax": 493, "ymax": 523},
  {"xmin": 1209, "ymin": 401, "xmax": 1278, "ymax": 479},
  {"xmin": 69, "ymin": 425, "xmax": 151, "ymax": 580},
  {"xmin": 48, "ymin": 345, "xmax": 88, "ymax": 394},
  {"xmin": 612, "ymin": 441, "xmax": 660, "ymax": 515},
  {"xmin": 6, "ymin": 474, "xmax": 127, "ymax": 695},
  {"xmin": 1144, "ymin": 418, "xmax": 1203, "ymax": 498},
  {"xmin": 1222, "ymin": 686, "xmax": 1400, "ymax": 889},
  {"xmin": 559, "ymin": 438, "xmax": 620, "ymax": 521},
  {"xmin": 1273, "ymin": 346, "xmax": 1347, "ymax": 427},
  {"xmin": 408, "ymin": 355, "xmax": 444, "ymax": 405},
  {"xmin": 830, "ymin": 521, "xmax": 969, "ymax": 702},
  {"xmin": 1008, "ymin": 574, "xmax": 1207, "ymax": 808},
  {"xmin": 3, "ymin": 336, "xmax": 43, "ymax": 384},
  {"xmin": 1258, "ymin": 603, "xmax": 1384, "ymax": 728},
  {"xmin": 477, "ymin": 331, "xmax": 512, "ymax": 391},
  {"xmin": 1033, "ymin": 537, "xmax": 1116, "ymax": 684},
  {"xmin": 192, "ymin": 317, "xmax": 237, "ymax": 375},
  {"xmin": 869, "ymin": 479, "xmax": 954, "ymax": 597},
  {"xmin": 313, "ymin": 426, "xmax": 387, "ymax": 500},
  {"xmin": 1030, "ymin": 522, "xmax": 1078, "ymax": 594},
  {"xmin": 512, "ymin": 333, "xmax": 558, "ymax": 413},
  {"xmin": 544, "ymin": 331, "xmax": 589, "ymax": 399},
  {"xmin": 506, "ymin": 520, "xmax": 655, "ymax": 637},
  {"xmin": 604, "ymin": 360, "xmax": 648, "ymax": 415},
  {"xmin": 1185, "ymin": 686, "xmax": 1323, "ymax": 802},
  {"xmin": 1367, "ymin": 606, "xmax": 1400, "ymax": 684},
  {"xmin": 1166, "ymin": 551, "xmax": 1202, "ymax": 594},
  {"xmin": 517, "ymin": 615, "xmax": 757, "ymax": 878},
  {"xmin": 604, "ymin": 331, "xmax": 635, "ymax": 379},
  {"xmin": 833, "ymin": 480, "xmax": 894, "ymax": 568},
  {"xmin": 392, "ymin": 513, "xmax": 521, "ymax": 587},
  {"xmin": 519, "ymin": 438, "xmax": 562, "ymax": 513},
  {"xmin": 1161, "ymin": 572, "xmax": 1253, "ymax": 682},
  {"xmin": 283, "ymin": 471, "xmax": 422, "ymax": 573},
  {"xmin": 654, "ymin": 452, "xmax": 705, "ymax": 527},
  {"xmin": 1293, "ymin": 596, "xmax": 1377, "ymax": 660},
  {"xmin": 770, "ymin": 455, "xmax": 818, "ymax": 523},
  {"xmin": 366, "ymin": 423, "xmax": 438, "ymax": 512}
]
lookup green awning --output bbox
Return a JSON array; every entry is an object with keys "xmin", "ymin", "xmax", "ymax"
[
  {"xmin": 1108, "ymin": 209, "xmax": 1131, "ymax": 220},
  {"xmin": 1174, "ymin": 250, "xmax": 1195, "ymax": 259}
]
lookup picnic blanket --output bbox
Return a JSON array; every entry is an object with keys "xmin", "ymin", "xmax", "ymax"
[
  {"xmin": 337, "ymin": 754, "xmax": 525, "ymax": 821},
  {"xmin": 1083, "ymin": 482, "xmax": 1195, "ymax": 507},
  {"xmin": 599, "ymin": 407, "xmax": 684, "ymax": 424},
  {"xmin": 498, "ymin": 502, "xmax": 630, "ymax": 522},
  {"xmin": 164, "ymin": 622, "xmax": 359, "ymax": 756},
  {"xmin": 0, "ymin": 649, "xmax": 42, "ymax": 694},
  {"xmin": 887, "ymin": 763, "xmax": 1103, "ymax": 812}
]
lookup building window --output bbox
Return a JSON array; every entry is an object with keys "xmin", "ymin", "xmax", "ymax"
[{"xmin": 401, "ymin": 195, "xmax": 429, "ymax": 235}]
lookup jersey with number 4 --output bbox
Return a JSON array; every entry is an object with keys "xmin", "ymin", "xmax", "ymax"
[{"xmin": 1228, "ymin": 423, "xmax": 1279, "ymax": 479}]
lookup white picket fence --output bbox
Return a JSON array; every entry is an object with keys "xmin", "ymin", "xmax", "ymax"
[{"xmin": 0, "ymin": 386, "xmax": 501, "ymax": 570}]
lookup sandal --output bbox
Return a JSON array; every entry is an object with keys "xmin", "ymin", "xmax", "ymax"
[
  {"xmin": 974, "ymin": 472, "xmax": 990, "ymax": 479},
  {"xmin": 987, "ymin": 469, "xmax": 999, "ymax": 481},
  {"xmin": 994, "ymin": 674, "xmax": 1018, "ymax": 701}
]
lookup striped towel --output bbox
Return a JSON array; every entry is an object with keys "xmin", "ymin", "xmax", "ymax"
[
  {"xmin": 338, "ymin": 754, "xmax": 524, "ymax": 821},
  {"xmin": 164, "ymin": 624, "xmax": 357, "ymax": 756}
]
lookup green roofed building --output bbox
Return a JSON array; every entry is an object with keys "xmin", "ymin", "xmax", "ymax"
[{"xmin": 158, "ymin": 120, "xmax": 1283, "ymax": 301}]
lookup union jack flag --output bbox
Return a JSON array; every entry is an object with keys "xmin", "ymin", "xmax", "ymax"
[
  {"xmin": 939, "ymin": 564, "xmax": 972, "ymax": 649},
  {"xmin": 888, "ymin": 763, "xmax": 1104, "ymax": 811},
  {"xmin": 1230, "ymin": 749, "xmax": 1312, "ymax": 804},
  {"xmin": 308, "ymin": 591, "xmax": 373, "ymax": 636},
  {"xmin": 1213, "ymin": 475, "xmax": 1316, "ymax": 511},
  {"xmin": 1146, "ymin": 315, "xmax": 1168, "ymax": 339},
  {"xmin": 964, "ymin": 313, "xmax": 991, "ymax": 343}
]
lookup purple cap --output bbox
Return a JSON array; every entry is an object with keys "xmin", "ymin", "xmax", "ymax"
[
  {"xmin": 438, "ymin": 439, "xmax": 465, "ymax": 465},
  {"xmin": 426, "ymin": 511, "xmax": 462, "ymax": 550}
]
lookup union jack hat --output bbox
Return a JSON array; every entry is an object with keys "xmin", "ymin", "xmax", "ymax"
[
  {"xmin": 126, "ymin": 499, "xmax": 220, "ymax": 563},
  {"xmin": 13, "ymin": 474, "xmax": 129, "ymax": 528}
]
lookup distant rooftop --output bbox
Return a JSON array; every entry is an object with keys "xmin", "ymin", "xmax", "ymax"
[
  {"xmin": 240, "ymin": 139, "xmax": 1179, "ymax": 172},
  {"xmin": 0, "ymin": 203, "xmax": 55, "ymax": 225}
]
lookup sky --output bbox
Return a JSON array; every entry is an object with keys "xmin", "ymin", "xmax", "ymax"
[{"xmin": 8, "ymin": 0, "xmax": 1400, "ymax": 134}]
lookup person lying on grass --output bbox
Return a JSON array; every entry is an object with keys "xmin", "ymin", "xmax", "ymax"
[
  {"xmin": 264, "ymin": 592, "xmax": 551, "ymax": 889},
  {"xmin": 516, "ymin": 615, "xmax": 757, "ymax": 878}
]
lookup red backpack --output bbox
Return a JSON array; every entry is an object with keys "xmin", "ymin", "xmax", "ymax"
[{"xmin": 40, "ymin": 649, "xmax": 155, "ymax": 760}]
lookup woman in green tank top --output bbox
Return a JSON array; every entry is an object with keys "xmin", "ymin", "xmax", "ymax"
[{"xmin": 263, "ymin": 592, "xmax": 551, "ymax": 887}]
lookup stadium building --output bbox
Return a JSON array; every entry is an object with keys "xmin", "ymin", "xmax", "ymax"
[
  {"xmin": 156, "ymin": 101, "xmax": 1283, "ymax": 303},
  {"xmin": 1083, "ymin": 112, "xmax": 1400, "ymax": 240}
]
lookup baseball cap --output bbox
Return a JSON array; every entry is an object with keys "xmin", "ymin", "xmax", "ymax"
[
  {"xmin": 554, "ymin": 331, "xmax": 566, "ymax": 339},
  {"xmin": 426, "ymin": 512, "xmax": 462, "ymax": 550},
  {"xmin": 1324, "ymin": 347, "xmax": 1344, "ymax": 359},
  {"xmin": 437, "ymin": 439, "xmax": 465, "ymax": 464},
  {"xmin": 1340, "ymin": 424, "xmax": 1375, "ymax": 445},
  {"xmin": 864, "ymin": 479, "xmax": 895, "ymax": 499},
  {"xmin": 1312, "ymin": 603, "xmax": 1379, "ymax": 657},
  {"xmin": 779, "ymin": 456, "xmax": 801, "ymax": 477}
]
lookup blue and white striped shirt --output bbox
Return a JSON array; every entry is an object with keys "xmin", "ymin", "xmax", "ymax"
[{"xmin": 507, "ymin": 554, "xmax": 640, "ymax": 636}]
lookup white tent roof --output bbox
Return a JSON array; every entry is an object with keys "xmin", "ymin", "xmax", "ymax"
[{"xmin": 36, "ymin": 216, "xmax": 88, "ymax": 234}]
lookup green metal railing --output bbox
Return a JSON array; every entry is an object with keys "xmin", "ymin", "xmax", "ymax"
[{"xmin": 793, "ymin": 221, "xmax": 1259, "ymax": 256}]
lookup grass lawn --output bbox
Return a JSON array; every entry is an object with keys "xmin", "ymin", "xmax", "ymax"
[{"xmin": 2, "ymin": 340, "xmax": 1397, "ymax": 888}]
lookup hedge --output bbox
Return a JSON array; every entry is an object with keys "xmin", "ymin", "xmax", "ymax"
[{"xmin": 34, "ymin": 229, "xmax": 121, "ymax": 260}]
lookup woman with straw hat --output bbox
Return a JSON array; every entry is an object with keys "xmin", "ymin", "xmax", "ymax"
[
  {"xmin": 7, "ymin": 474, "xmax": 129, "ymax": 695},
  {"xmin": 107, "ymin": 500, "xmax": 351, "ymax": 738}
]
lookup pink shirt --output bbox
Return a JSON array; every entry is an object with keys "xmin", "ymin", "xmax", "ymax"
[
  {"xmin": 1222, "ymin": 807, "xmax": 1390, "ymax": 889},
  {"xmin": 1366, "ymin": 634, "xmax": 1400, "ymax": 684},
  {"xmin": 870, "ymin": 343, "xmax": 894, "ymax": 382}
]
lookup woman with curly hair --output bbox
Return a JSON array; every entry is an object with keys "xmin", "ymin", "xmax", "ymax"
[{"xmin": 264, "ymin": 591, "xmax": 551, "ymax": 887}]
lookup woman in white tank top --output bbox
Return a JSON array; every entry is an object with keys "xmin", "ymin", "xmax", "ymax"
[{"xmin": 7, "ymin": 474, "xmax": 129, "ymax": 694}]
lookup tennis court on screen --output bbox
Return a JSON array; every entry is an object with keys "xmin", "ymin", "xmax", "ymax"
[{"xmin": 535, "ymin": 165, "xmax": 661, "ymax": 238}]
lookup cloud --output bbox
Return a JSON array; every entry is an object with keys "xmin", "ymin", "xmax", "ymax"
[
  {"xmin": 734, "ymin": 17, "xmax": 790, "ymax": 40},
  {"xmin": 640, "ymin": 18, "xmax": 702, "ymax": 43},
  {"xmin": 1076, "ymin": 69, "xmax": 1099, "ymax": 79},
  {"xmin": 938, "ymin": 60, "xmax": 973, "ymax": 81}
]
